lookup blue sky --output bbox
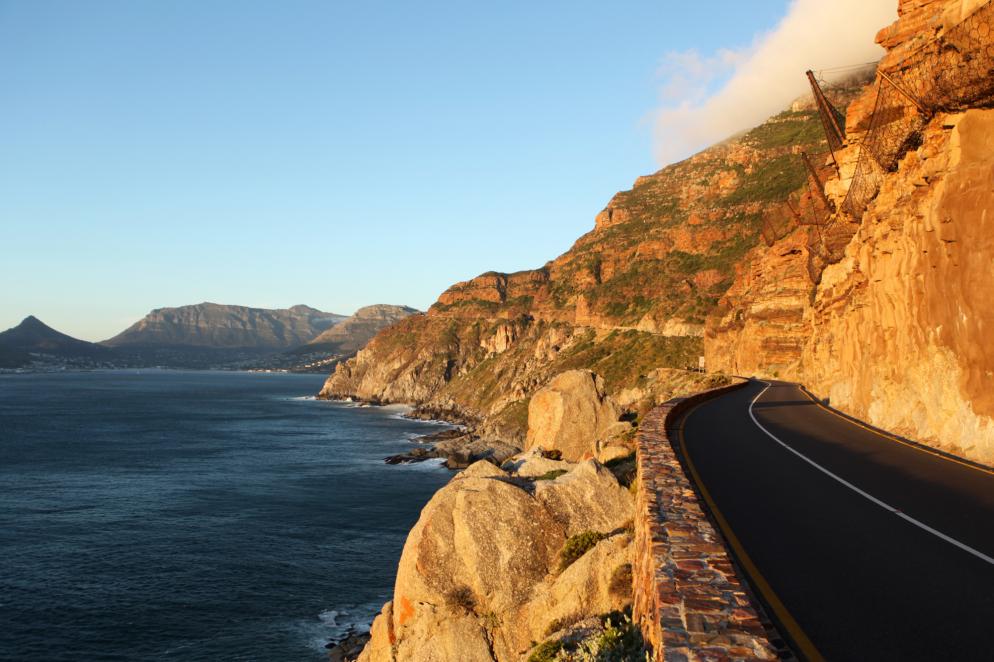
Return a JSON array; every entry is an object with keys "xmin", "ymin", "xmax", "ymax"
[{"xmin": 0, "ymin": 0, "xmax": 795, "ymax": 341}]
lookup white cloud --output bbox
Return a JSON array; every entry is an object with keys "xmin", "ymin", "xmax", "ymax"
[{"xmin": 652, "ymin": 0, "xmax": 895, "ymax": 165}]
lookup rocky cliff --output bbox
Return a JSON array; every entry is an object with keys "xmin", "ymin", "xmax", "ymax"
[
  {"xmin": 320, "ymin": 100, "xmax": 853, "ymax": 439},
  {"xmin": 357, "ymin": 457, "xmax": 639, "ymax": 662},
  {"xmin": 706, "ymin": 0, "xmax": 994, "ymax": 465},
  {"xmin": 103, "ymin": 302, "xmax": 344, "ymax": 349},
  {"xmin": 329, "ymin": 2, "xmax": 994, "ymax": 657}
]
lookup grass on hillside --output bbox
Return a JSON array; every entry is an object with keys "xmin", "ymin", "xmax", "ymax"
[
  {"xmin": 551, "ymin": 329, "xmax": 701, "ymax": 391},
  {"xmin": 722, "ymin": 153, "xmax": 809, "ymax": 206},
  {"xmin": 741, "ymin": 110, "xmax": 825, "ymax": 149}
]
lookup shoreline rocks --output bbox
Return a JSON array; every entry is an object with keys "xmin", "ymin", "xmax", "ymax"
[{"xmin": 384, "ymin": 429, "xmax": 520, "ymax": 469}]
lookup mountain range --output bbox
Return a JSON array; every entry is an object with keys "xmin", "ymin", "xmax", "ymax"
[
  {"xmin": 0, "ymin": 316, "xmax": 111, "ymax": 368},
  {"xmin": 102, "ymin": 303, "xmax": 346, "ymax": 350},
  {"xmin": 0, "ymin": 303, "xmax": 418, "ymax": 371}
]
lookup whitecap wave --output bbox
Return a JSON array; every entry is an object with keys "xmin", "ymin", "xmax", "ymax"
[
  {"xmin": 398, "ymin": 457, "xmax": 448, "ymax": 471},
  {"xmin": 297, "ymin": 601, "xmax": 386, "ymax": 654}
]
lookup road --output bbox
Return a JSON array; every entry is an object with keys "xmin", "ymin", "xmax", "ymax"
[{"xmin": 677, "ymin": 380, "xmax": 994, "ymax": 661}]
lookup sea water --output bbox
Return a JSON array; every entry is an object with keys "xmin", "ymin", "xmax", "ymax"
[{"xmin": 0, "ymin": 370, "xmax": 450, "ymax": 661}]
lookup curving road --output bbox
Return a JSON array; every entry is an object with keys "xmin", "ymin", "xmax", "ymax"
[{"xmin": 677, "ymin": 380, "xmax": 994, "ymax": 661}]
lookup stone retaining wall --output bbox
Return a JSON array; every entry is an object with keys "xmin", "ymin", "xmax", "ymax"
[{"xmin": 631, "ymin": 382, "xmax": 779, "ymax": 661}]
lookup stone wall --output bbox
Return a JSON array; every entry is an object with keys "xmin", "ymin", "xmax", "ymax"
[{"xmin": 632, "ymin": 382, "xmax": 778, "ymax": 661}]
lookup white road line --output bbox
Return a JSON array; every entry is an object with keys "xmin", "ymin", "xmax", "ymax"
[{"xmin": 747, "ymin": 381, "xmax": 994, "ymax": 566}]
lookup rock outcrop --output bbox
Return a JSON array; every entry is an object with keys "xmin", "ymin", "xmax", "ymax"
[
  {"xmin": 359, "ymin": 459, "xmax": 634, "ymax": 662},
  {"xmin": 525, "ymin": 370, "xmax": 625, "ymax": 461},
  {"xmin": 705, "ymin": 0, "xmax": 994, "ymax": 464},
  {"xmin": 320, "ymin": 100, "xmax": 847, "ymax": 439}
]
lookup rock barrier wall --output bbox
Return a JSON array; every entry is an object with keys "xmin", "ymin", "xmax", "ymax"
[{"xmin": 632, "ymin": 382, "xmax": 778, "ymax": 661}]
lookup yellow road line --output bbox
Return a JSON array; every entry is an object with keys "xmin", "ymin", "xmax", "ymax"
[
  {"xmin": 795, "ymin": 386, "xmax": 994, "ymax": 478},
  {"xmin": 678, "ymin": 400, "xmax": 825, "ymax": 662}
]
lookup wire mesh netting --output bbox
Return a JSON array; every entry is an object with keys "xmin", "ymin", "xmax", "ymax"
[{"xmin": 843, "ymin": 0, "xmax": 994, "ymax": 219}]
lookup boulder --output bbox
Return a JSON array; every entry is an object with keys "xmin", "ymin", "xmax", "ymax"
[
  {"xmin": 500, "ymin": 447, "xmax": 575, "ymax": 478},
  {"xmin": 389, "ymin": 461, "xmax": 564, "ymax": 659},
  {"xmin": 526, "ymin": 370, "xmax": 621, "ymax": 461},
  {"xmin": 534, "ymin": 460, "xmax": 633, "ymax": 537},
  {"xmin": 356, "ymin": 602, "xmax": 395, "ymax": 662},
  {"xmin": 516, "ymin": 533, "xmax": 633, "ymax": 645},
  {"xmin": 358, "ymin": 458, "xmax": 636, "ymax": 661}
]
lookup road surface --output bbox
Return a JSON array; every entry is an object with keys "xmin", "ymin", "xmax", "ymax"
[{"xmin": 678, "ymin": 380, "xmax": 994, "ymax": 661}]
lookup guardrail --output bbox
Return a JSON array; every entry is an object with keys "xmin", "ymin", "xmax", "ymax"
[{"xmin": 631, "ymin": 381, "xmax": 779, "ymax": 660}]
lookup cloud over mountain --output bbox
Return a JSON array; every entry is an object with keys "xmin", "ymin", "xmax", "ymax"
[{"xmin": 653, "ymin": 0, "xmax": 895, "ymax": 165}]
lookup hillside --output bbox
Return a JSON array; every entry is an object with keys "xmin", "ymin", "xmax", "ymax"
[
  {"xmin": 0, "ymin": 316, "xmax": 111, "ymax": 367},
  {"xmin": 305, "ymin": 304, "xmax": 419, "ymax": 355},
  {"xmin": 103, "ymin": 303, "xmax": 344, "ymax": 349},
  {"xmin": 706, "ymin": 0, "xmax": 994, "ymax": 465},
  {"xmin": 319, "ymin": 86, "xmax": 870, "ymax": 439},
  {"xmin": 248, "ymin": 304, "xmax": 421, "ymax": 372}
]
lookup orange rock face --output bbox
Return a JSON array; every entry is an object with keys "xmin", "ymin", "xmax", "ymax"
[
  {"xmin": 323, "ymin": 101, "xmax": 843, "ymax": 433},
  {"xmin": 706, "ymin": 0, "xmax": 994, "ymax": 463}
]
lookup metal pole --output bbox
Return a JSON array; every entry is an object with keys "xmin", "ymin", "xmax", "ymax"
[{"xmin": 807, "ymin": 70, "xmax": 846, "ymax": 146}]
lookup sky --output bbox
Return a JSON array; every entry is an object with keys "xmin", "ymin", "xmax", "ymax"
[{"xmin": 0, "ymin": 1, "xmax": 893, "ymax": 341}]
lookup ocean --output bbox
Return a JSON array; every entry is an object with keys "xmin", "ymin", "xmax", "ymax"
[{"xmin": 0, "ymin": 370, "xmax": 451, "ymax": 661}]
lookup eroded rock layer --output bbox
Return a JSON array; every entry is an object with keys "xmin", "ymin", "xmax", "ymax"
[
  {"xmin": 321, "ymin": 102, "xmax": 848, "ymax": 438},
  {"xmin": 706, "ymin": 0, "xmax": 994, "ymax": 464}
]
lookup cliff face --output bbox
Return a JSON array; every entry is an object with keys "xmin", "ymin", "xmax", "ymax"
[
  {"xmin": 103, "ymin": 303, "xmax": 344, "ymax": 349},
  {"xmin": 322, "ymin": 106, "xmax": 842, "ymax": 436},
  {"xmin": 804, "ymin": 109, "xmax": 994, "ymax": 463},
  {"xmin": 706, "ymin": 0, "xmax": 994, "ymax": 464}
]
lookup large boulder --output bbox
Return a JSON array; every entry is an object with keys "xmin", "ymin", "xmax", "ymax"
[
  {"xmin": 516, "ymin": 533, "xmax": 633, "ymax": 645},
  {"xmin": 359, "ymin": 458, "xmax": 635, "ymax": 661},
  {"xmin": 534, "ymin": 460, "xmax": 633, "ymax": 537},
  {"xmin": 525, "ymin": 370, "xmax": 621, "ymax": 461}
]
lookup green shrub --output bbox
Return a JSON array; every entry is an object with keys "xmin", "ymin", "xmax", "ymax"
[
  {"xmin": 559, "ymin": 531, "xmax": 608, "ymax": 571},
  {"xmin": 544, "ymin": 612, "xmax": 585, "ymax": 637},
  {"xmin": 527, "ymin": 639, "xmax": 563, "ymax": 662},
  {"xmin": 588, "ymin": 611, "xmax": 645, "ymax": 661},
  {"xmin": 445, "ymin": 585, "xmax": 476, "ymax": 612},
  {"xmin": 609, "ymin": 563, "xmax": 633, "ymax": 599}
]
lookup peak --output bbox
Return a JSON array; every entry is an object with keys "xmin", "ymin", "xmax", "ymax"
[{"xmin": 19, "ymin": 315, "xmax": 48, "ymax": 328}]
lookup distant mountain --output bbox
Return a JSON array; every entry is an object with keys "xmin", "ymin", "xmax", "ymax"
[
  {"xmin": 305, "ymin": 304, "xmax": 420, "ymax": 355},
  {"xmin": 103, "ymin": 303, "xmax": 345, "ymax": 350},
  {"xmin": 250, "ymin": 304, "xmax": 421, "ymax": 372},
  {"xmin": 0, "ymin": 316, "xmax": 110, "ymax": 367}
]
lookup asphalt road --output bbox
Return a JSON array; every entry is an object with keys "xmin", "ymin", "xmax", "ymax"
[{"xmin": 678, "ymin": 380, "xmax": 994, "ymax": 661}]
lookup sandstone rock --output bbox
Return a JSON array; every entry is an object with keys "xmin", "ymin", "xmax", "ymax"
[
  {"xmin": 517, "ymin": 534, "xmax": 633, "ymax": 645},
  {"xmin": 385, "ymin": 461, "xmax": 562, "ymax": 660},
  {"xmin": 596, "ymin": 444, "xmax": 633, "ymax": 464},
  {"xmin": 393, "ymin": 606, "xmax": 495, "ymax": 662},
  {"xmin": 360, "ymin": 458, "xmax": 635, "ymax": 661},
  {"xmin": 525, "ymin": 370, "xmax": 621, "ymax": 461},
  {"xmin": 501, "ymin": 447, "xmax": 575, "ymax": 478},
  {"xmin": 534, "ymin": 460, "xmax": 634, "ymax": 537},
  {"xmin": 356, "ymin": 602, "xmax": 394, "ymax": 662},
  {"xmin": 703, "ymin": 18, "xmax": 994, "ymax": 466}
]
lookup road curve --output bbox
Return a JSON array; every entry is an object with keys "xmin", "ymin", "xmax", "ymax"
[{"xmin": 678, "ymin": 379, "xmax": 994, "ymax": 661}]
